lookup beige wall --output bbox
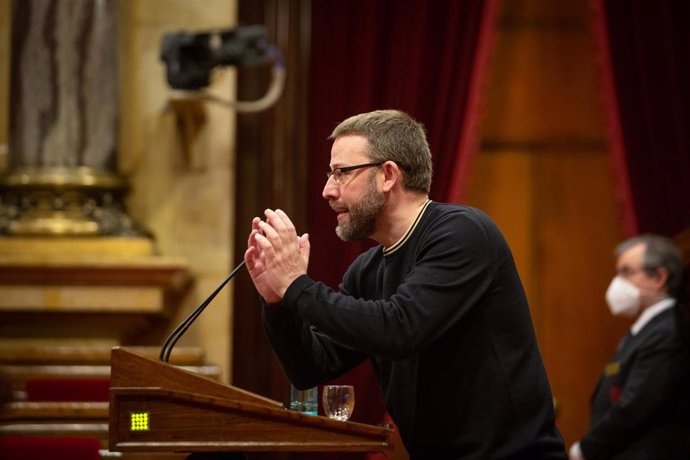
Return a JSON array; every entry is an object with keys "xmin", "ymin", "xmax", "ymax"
[{"xmin": 119, "ymin": 0, "xmax": 237, "ymax": 381}]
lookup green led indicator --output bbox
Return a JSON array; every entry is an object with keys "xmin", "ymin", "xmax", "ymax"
[{"xmin": 130, "ymin": 412, "xmax": 150, "ymax": 431}]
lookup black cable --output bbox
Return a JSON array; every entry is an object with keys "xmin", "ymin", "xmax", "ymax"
[{"xmin": 159, "ymin": 259, "xmax": 246, "ymax": 362}]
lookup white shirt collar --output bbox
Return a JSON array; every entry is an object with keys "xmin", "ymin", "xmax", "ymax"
[{"xmin": 630, "ymin": 297, "xmax": 675, "ymax": 335}]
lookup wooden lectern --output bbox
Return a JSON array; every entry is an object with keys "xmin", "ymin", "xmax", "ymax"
[{"xmin": 109, "ymin": 347, "xmax": 392, "ymax": 455}]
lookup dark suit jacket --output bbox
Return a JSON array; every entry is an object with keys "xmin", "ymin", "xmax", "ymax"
[{"xmin": 580, "ymin": 307, "xmax": 690, "ymax": 460}]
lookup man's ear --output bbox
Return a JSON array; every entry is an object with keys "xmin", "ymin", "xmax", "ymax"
[
  {"xmin": 653, "ymin": 267, "xmax": 670, "ymax": 291},
  {"xmin": 381, "ymin": 161, "xmax": 401, "ymax": 192}
]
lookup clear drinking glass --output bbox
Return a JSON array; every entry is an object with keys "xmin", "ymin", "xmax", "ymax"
[{"xmin": 322, "ymin": 385, "xmax": 355, "ymax": 421}]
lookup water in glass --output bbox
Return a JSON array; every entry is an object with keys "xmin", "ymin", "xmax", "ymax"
[{"xmin": 322, "ymin": 385, "xmax": 355, "ymax": 421}]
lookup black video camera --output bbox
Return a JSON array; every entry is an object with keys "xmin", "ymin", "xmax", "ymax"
[{"xmin": 160, "ymin": 25, "xmax": 272, "ymax": 90}]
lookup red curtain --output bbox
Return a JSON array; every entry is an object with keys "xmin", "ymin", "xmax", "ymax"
[
  {"xmin": 0, "ymin": 437, "xmax": 101, "ymax": 460},
  {"xmin": 305, "ymin": 0, "xmax": 498, "ymax": 428},
  {"xmin": 592, "ymin": 0, "xmax": 690, "ymax": 238}
]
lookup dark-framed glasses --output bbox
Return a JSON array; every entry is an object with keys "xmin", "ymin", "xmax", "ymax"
[{"xmin": 326, "ymin": 162, "xmax": 384, "ymax": 184}]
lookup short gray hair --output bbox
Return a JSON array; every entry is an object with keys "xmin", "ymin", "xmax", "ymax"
[{"xmin": 616, "ymin": 234, "xmax": 685, "ymax": 296}]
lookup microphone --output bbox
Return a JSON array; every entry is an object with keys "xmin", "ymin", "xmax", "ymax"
[{"xmin": 159, "ymin": 259, "xmax": 246, "ymax": 362}]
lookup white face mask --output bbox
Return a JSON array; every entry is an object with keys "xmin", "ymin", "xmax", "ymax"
[{"xmin": 605, "ymin": 276, "xmax": 641, "ymax": 317}]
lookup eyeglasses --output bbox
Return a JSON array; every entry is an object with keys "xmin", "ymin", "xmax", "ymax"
[
  {"xmin": 326, "ymin": 162, "xmax": 384, "ymax": 184},
  {"xmin": 617, "ymin": 266, "xmax": 648, "ymax": 278}
]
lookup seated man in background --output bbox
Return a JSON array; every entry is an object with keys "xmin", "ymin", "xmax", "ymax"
[{"xmin": 570, "ymin": 234, "xmax": 690, "ymax": 460}]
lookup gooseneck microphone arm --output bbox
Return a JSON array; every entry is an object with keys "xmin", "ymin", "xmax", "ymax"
[{"xmin": 159, "ymin": 259, "xmax": 246, "ymax": 362}]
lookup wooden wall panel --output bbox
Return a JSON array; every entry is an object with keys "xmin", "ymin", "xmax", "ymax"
[
  {"xmin": 482, "ymin": 1, "xmax": 604, "ymax": 142},
  {"xmin": 535, "ymin": 150, "xmax": 628, "ymax": 443},
  {"xmin": 466, "ymin": 0, "xmax": 628, "ymax": 447}
]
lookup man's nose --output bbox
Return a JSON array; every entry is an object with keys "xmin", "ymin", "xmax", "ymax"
[{"xmin": 322, "ymin": 179, "xmax": 338, "ymax": 200}]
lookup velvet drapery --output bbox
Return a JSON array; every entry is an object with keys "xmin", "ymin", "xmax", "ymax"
[
  {"xmin": 305, "ymin": 0, "xmax": 498, "ymax": 428},
  {"xmin": 592, "ymin": 0, "xmax": 690, "ymax": 238}
]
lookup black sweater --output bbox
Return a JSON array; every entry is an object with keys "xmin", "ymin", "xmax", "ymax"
[{"xmin": 263, "ymin": 201, "xmax": 566, "ymax": 459}]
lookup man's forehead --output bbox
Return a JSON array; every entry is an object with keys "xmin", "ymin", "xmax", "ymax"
[
  {"xmin": 617, "ymin": 242, "xmax": 646, "ymax": 266},
  {"xmin": 331, "ymin": 135, "xmax": 370, "ymax": 163}
]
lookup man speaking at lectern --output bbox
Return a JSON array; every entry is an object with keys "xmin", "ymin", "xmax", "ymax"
[{"xmin": 244, "ymin": 110, "xmax": 566, "ymax": 460}]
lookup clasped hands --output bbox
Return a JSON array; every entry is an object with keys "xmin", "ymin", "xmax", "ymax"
[{"xmin": 244, "ymin": 209, "xmax": 310, "ymax": 304}]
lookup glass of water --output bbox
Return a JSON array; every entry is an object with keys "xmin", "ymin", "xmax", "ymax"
[{"xmin": 322, "ymin": 385, "xmax": 355, "ymax": 421}]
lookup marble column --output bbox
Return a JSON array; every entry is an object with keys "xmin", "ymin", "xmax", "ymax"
[{"xmin": 0, "ymin": 0, "xmax": 142, "ymax": 236}]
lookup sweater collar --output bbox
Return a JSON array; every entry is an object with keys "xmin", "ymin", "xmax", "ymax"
[{"xmin": 383, "ymin": 200, "xmax": 431, "ymax": 256}]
